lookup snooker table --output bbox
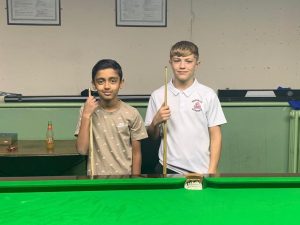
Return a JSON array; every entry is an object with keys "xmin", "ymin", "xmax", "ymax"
[{"xmin": 1, "ymin": 175, "xmax": 300, "ymax": 225}]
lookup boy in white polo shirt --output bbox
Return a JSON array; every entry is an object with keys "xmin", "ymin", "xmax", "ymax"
[{"xmin": 145, "ymin": 41, "xmax": 227, "ymax": 174}]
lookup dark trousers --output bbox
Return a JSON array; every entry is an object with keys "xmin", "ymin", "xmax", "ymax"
[{"xmin": 155, "ymin": 163, "xmax": 178, "ymax": 174}]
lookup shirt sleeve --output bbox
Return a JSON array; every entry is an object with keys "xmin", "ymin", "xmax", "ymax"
[
  {"xmin": 206, "ymin": 93, "xmax": 227, "ymax": 127},
  {"xmin": 130, "ymin": 109, "xmax": 148, "ymax": 141},
  {"xmin": 144, "ymin": 94, "xmax": 158, "ymax": 127},
  {"xmin": 74, "ymin": 105, "xmax": 84, "ymax": 136}
]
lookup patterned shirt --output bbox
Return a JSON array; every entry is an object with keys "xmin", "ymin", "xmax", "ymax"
[{"xmin": 75, "ymin": 101, "xmax": 148, "ymax": 175}]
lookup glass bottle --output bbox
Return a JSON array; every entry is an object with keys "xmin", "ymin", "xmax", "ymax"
[{"xmin": 46, "ymin": 121, "xmax": 54, "ymax": 151}]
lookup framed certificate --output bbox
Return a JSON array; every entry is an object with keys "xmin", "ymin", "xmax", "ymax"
[
  {"xmin": 116, "ymin": 0, "xmax": 167, "ymax": 27},
  {"xmin": 6, "ymin": 0, "xmax": 61, "ymax": 25}
]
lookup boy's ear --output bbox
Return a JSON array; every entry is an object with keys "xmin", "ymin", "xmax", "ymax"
[{"xmin": 120, "ymin": 79, "xmax": 124, "ymax": 89}]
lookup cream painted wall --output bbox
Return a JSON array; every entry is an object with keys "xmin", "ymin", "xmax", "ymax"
[{"xmin": 0, "ymin": 0, "xmax": 300, "ymax": 95}]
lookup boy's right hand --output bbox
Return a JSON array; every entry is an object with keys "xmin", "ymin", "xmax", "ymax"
[
  {"xmin": 82, "ymin": 91, "xmax": 98, "ymax": 119},
  {"xmin": 153, "ymin": 103, "xmax": 171, "ymax": 126}
]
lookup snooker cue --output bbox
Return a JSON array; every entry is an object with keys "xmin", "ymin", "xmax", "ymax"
[
  {"xmin": 88, "ymin": 88, "xmax": 95, "ymax": 178},
  {"xmin": 163, "ymin": 66, "xmax": 168, "ymax": 175}
]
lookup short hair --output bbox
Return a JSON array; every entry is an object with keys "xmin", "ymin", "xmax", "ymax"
[
  {"xmin": 170, "ymin": 41, "xmax": 199, "ymax": 60},
  {"xmin": 92, "ymin": 59, "xmax": 123, "ymax": 81}
]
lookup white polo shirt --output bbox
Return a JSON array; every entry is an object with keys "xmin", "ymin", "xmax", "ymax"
[{"xmin": 145, "ymin": 79, "xmax": 227, "ymax": 173}]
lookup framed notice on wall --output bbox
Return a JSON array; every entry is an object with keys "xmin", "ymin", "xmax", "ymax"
[
  {"xmin": 6, "ymin": 0, "xmax": 61, "ymax": 25},
  {"xmin": 116, "ymin": 0, "xmax": 167, "ymax": 27}
]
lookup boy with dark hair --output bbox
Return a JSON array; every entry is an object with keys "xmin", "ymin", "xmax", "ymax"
[{"xmin": 75, "ymin": 59, "xmax": 148, "ymax": 175}]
